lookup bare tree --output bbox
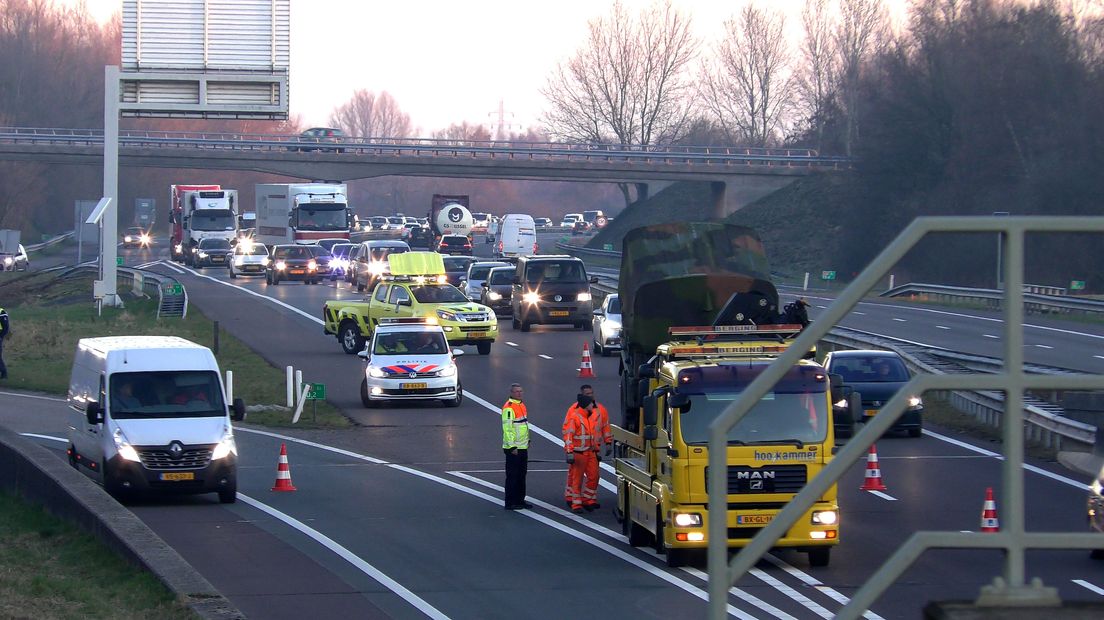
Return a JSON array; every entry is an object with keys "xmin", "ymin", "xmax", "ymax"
[
  {"xmin": 835, "ymin": 0, "xmax": 891, "ymax": 156},
  {"xmin": 795, "ymin": 0, "xmax": 839, "ymax": 150},
  {"xmin": 329, "ymin": 89, "xmax": 412, "ymax": 139},
  {"xmin": 698, "ymin": 3, "xmax": 795, "ymax": 146},
  {"xmin": 432, "ymin": 121, "xmax": 492, "ymax": 143}
]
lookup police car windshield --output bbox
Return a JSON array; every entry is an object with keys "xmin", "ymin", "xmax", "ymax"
[
  {"xmin": 373, "ymin": 331, "xmax": 448, "ymax": 355},
  {"xmin": 410, "ymin": 285, "xmax": 468, "ymax": 303},
  {"xmin": 679, "ymin": 391, "xmax": 828, "ymax": 446},
  {"xmin": 109, "ymin": 371, "xmax": 225, "ymax": 419}
]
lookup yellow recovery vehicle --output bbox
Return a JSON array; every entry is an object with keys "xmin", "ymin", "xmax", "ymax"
[{"xmin": 613, "ymin": 222, "xmax": 853, "ymax": 568}]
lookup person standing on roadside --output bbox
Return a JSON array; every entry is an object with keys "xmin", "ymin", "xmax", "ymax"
[
  {"xmin": 563, "ymin": 394, "xmax": 602, "ymax": 513},
  {"xmin": 0, "ymin": 306, "xmax": 9, "ymax": 379},
  {"xmin": 580, "ymin": 384, "xmax": 613, "ymax": 458},
  {"xmin": 501, "ymin": 383, "xmax": 532, "ymax": 510}
]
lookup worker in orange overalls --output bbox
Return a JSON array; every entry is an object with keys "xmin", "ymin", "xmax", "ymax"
[
  {"xmin": 563, "ymin": 394, "xmax": 602, "ymax": 514},
  {"xmin": 580, "ymin": 384, "xmax": 612, "ymax": 456}
]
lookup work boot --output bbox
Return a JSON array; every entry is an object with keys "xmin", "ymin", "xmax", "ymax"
[
  {"xmin": 584, "ymin": 503, "xmax": 599, "ymax": 512},
  {"xmin": 571, "ymin": 505, "xmax": 585, "ymax": 514}
]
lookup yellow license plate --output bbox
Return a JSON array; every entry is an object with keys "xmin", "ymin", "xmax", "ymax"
[
  {"xmin": 159, "ymin": 472, "xmax": 195, "ymax": 481},
  {"xmin": 549, "ymin": 310, "xmax": 569, "ymax": 317},
  {"xmin": 736, "ymin": 515, "xmax": 773, "ymax": 525},
  {"xmin": 401, "ymin": 382, "xmax": 428, "ymax": 389},
  {"xmin": 864, "ymin": 409, "xmax": 878, "ymax": 417},
  {"xmin": 290, "ymin": 269, "xmax": 305, "ymax": 275},
  {"xmin": 468, "ymin": 332, "xmax": 487, "ymax": 338}
]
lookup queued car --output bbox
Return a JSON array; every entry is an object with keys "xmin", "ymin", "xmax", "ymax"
[
  {"xmin": 307, "ymin": 245, "xmax": 335, "ymax": 279},
  {"xmin": 293, "ymin": 127, "xmax": 346, "ymax": 152},
  {"xmin": 386, "ymin": 216, "xmax": 405, "ymax": 230},
  {"xmin": 821, "ymin": 350, "xmax": 924, "ymax": 438},
  {"xmin": 265, "ymin": 244, "xmax": 321, "ymax": 285},
  {"xmin": 0, "ymin": 243, "xmax": 29, "ymax": 272},
  {"xmin": 358, "ymin": 319, "xmax": 463, "ymax": 408},
  {"xmin": 122, "ymin": 226, "xmax": 151, "ymax": 248},
  {"xmin": 534, "ymin": 217, "xmax": 552, "ymax": 228},
  {"xmin": 571, "ymin": 220, "xmax": 592, "ymax": 235},
  {"xmin": 349, "ymin": 239, "xmax": 410, "ymax": 292},
  {"xmin": 329, "ymin": 243, "xmax": 357, "ymax": 281},
  {"xmin": 315, "ymin": 238, "xmax": 351, "ymax": 253},
  {"xmin": 436, "ymin": 234, "xmax": 472, "ymax": 256},
  {"xmin": 368, "ymin": 216, "xmax": 389, "ymax": 231},
  {"xmin": 561, "ymin": 213, "xmax": 583, "ymax": 228},
  {"xmin": 229, "ymin": 242, "xmax": 270, "ymax": 278},
  {"xmin": 510, "ymin": 255, "xmax": 597, "ymax": 332},
  {"xmin": 480, "ymin": 266, "xmax": 515, "ymax": 316},
  {"xmin": 192, "ymin": 238, "xmax": 232, "ymax": 268},
  {"xmin": 442, "ymin": 255, "xmax": 476, "ymax": 287},
  {"xmin": 461, "ymin": 260, "xmax": 510, "ymax": 301},
  {"xmin": 591, "ymin": 293, "xmax": 622, "ymax": 356},
  {"xmin": 406, "ymin": 226, "xmax": 434, "ymax": 249}
]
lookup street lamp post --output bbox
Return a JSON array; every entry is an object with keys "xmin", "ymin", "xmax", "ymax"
[{"xmin": 994, "ymin": 211, "xmax": 1010, "ymax": 289}]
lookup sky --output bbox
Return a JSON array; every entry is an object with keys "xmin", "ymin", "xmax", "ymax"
[{"xmin": 77, "ymin": 0, "xmax": 906, "ymax": 135}]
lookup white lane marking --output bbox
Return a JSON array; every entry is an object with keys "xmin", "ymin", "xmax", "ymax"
[
  {"xmin": 760, "ymin": 555, "xmax": 884, "ymax": 620},
  {"xmin": 745, "ymin": 566, "xmax": 833, "ymax": 618},
  {"xmin": 506, "ymin": 342, "xmax": 518, "ymax": 347},
  {"xmin": 463, "ymin": 391, "xmax": 618, "ymax": 492},
  {"xmin": 1034, "ymin": 344, "xmax": 1054, "ymax": 349},
  {"xmin": 924, "ymin": 429, "xmax": 1089, "ymax": 490},
  {"xmin": 983, "ymin": 334, "xmax": 999, "ymax": 339},
  {"xmin": 237, "ymin": 493, "xmax": 450, "ymax": 620},
  {"xmin": 1095, "ymin": 355, "xmax": 1104, "ymax": 361},
  {"xmin": 852, "ymin": 312, "xmax": 866, "ymax": 316},
  {"xmin": 538, "ymin": 354, "xmax": 553, "ymax": 360},
  {"xmin": 449, "ymin": 472, "xmax": 770, "ymax": 619},
  {"xmin": 158, "ymin": 260, "xmax": 184, "ymax": 274},
  {"xmin": 174, "ymin": 263, "xmax": 326, "ymax": 325},
  {"xmin": 1, "ymin": 391, "xmax": 66, "ymax": 402},
  {"xmin": 20, "ymin": 433, "xmax": 67, "ymax": 443},
  {"xmin": 815, "ymin": 305, "xmax": 827, "ymax": 309},
  {"xmin": 236, "ymin": 428, "xmax": 751, "ymax": 618},
  {"xmin": 891, "ymin": 318, "xmax": 906, "ymax": 322},
  {"xmin": 1073, "ymin": 579, "xmax": 1104, "ymax": 596},
  {"xmin": 867, "ymin": 490, "xmax": 897, "ymax": 501},
  {"xmin": 936, "ymin": 325, "xmax": 950, "ymax": 330}
]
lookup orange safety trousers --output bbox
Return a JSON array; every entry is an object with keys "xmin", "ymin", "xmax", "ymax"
[{"xmin": 567, "ymin": 451, "xmax": 599, "ymax": 508}]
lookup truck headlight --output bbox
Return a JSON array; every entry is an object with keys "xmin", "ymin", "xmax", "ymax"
[
  {"xmin": 672, "ymin": 512, "xmax": 702, "ymax": 527},
  {"xmin": 577, "ymin": 292, "xmax": 592, "ymax": 302},
  {"xmin": 368, "ymin": 367, "xmax": 387, "ymax": 378},
  {"xmin": 522, "ymin": 292, "xmax": 540, "ymax": 304},
  {"xmin": 211, "ymin": 429, "xmax": 237, "ymax": 460},
  {"xmin": 812, "ymin": 510, "xmax": 838, "ymax": 525},
  {"xmin": 112, "ymin": 428, "xmax": 141, "ymax": 462},
  {"xmin": 439, "ymin": 365, "xmax": 457, "ymax": 377},
  {"xmin": 437, "ymin": 309, "xmax": 456, "ymax": 321},
  {"xmin": 487, "ymin": 291, "xmax": 502, "ymax": 300},
  {"xmin": 908, "ymin": 396, "xmax": 923, "ymax": 409}
]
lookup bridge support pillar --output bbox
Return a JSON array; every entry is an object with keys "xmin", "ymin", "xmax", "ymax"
[{"xmin": 711, "ymin": 181, "xmax": 727, "ymax": 220}]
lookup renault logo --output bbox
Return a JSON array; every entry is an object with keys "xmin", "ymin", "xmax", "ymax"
[
  {"xmin": 554, "ymin": 295, "xmax": 562, "ymax": 302},
  {"xmin": 409, "ymin": 371, "xmax": 418, "ymax": 378},
  {"xmin": 168, "ymin": 442, "xmax": 184, "ymax": 460}
]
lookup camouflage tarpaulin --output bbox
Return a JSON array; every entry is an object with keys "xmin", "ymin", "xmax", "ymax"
[{"xmin": 618, "ymin": 222, "xmax": 776, "ymax": 355}]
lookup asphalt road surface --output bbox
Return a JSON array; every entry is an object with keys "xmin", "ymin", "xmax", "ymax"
[{"xmin": 5, "ymin": 237, "xmax": 1104, "ymax": 618}]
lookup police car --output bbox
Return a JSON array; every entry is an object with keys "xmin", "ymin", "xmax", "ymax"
[{"xmin": 357, "ymin": 318, "xmax": 463, "ymax": 408}]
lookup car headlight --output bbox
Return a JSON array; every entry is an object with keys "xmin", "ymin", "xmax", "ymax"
[
  {"xmin": 112, "ymin": 428, "xmax": 141, "ymax": 462},
  {"xmin": 369, "ymin": 261, "xmax": 386, "ymax": 275},
  {"xmin": 577, "ymin": 292, "xmax": 592, "ymax": 302},
  {"xmin": 439, "ymin": 365, "xmax": 457, "ymax": 377},
  {"xmin": 124, "ymin": 235, "xmax": 133, "ymax": 243},
  {"xmin": 308, "ymin": 260, "xmax": 317, "ymax": 270},
  {"xmin": 261, "ymin": 257, "xmax": 270, "ymax": 266},
  {"xmin": 834, "ymin": 399, "xmax": 848, "ymax": 409},
  {"xmin": 437, "ymin": 309, "xmax": 456, "ymax": 321},
  {"xmin": 812, "ymin": 510, "xmax": 838, "ymax": 525},
  {"xmin": 908, "ymin": 396, "xmax": 923, "ymax": 409},
  {"xmin": 487, "ymin": 291, "xmax": 502, "ymax": 300},
  {"xmin": 522, "ymin": 292, "xmax": 540, "ymax": 304},
  {"xmin": 198, "ymin": 251, "xmax": 208, "ymax": 258},
  {"xmin": 211, "ymin": 428, "xmax": 237, "ymax": 460},
  {"xmin": 174, "ymin": 243, "xmax": 183, "ymax": 253},
  {"xmin": 368, "ymin": 367, "xmax": 387, "ymax": 378},
  {"xmin": 140, "ymin": 234, "xmax": 151, "ymax": 244},
  {"xmin": 672, "ymin": 512, "xmax": 703, "ymax": 527},
  {"xmin": 2, "ymin": 257, "xmax": 11, "ymax": 266}
]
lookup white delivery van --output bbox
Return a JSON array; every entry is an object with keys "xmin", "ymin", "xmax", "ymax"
[
  {"xmin": 495, "ymin": 214, "xmax": 537, "ymax": 258},
  {"xmin": 66, "ymin": 336, "xmax": 245, "ymax": 503}
]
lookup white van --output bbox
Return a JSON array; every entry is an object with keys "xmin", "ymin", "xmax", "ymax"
[
  {"xmin": 496, "ymin": 214, "xmax": 537, "ymax": 258},
  {"xmin": 66, "ymin": 336, "xmax": 244, "ymax": 503}
]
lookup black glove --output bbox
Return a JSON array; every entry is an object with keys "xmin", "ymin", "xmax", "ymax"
[
  {"xmin": 596, "ymin": 453, "xmax": 602, "ymax": 462},
  {"xmin": 566, "ymin": 453, "xmax": 575, "ymax": 464},
  {"xmin": 604, "ymin": 445, "xmax": 612, "ymax": 457}
]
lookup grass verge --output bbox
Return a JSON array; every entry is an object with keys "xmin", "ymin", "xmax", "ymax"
[
  {"xmin": 0, "ymin": 271, "xmax": 350, "ymax": 429},
  {"xmin": 0, "ymin": 491, "xmax": 195, "ymax": 619}
]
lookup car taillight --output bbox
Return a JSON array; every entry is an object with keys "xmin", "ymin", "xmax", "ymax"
[
  {"xmin": 533, "ymin": 243, "xmax": 539, "ymax": 253},
  {"xmin": 498, "ymin": 241, "xmax": 503, "ymax": 252}
]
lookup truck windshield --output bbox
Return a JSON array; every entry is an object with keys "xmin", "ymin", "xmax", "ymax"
[
  {"xmin": 110, "ymin": 371, "xmax": 225, "ymax": 419},
  {"xmin": 191, "ymin": 210, "xmax": 236, "ymax": 231},
  {"xmin": 678, "ymin": 391, "xmax": 828, "ymax": 446},
  {"xmin": 410, "ymin": 285, "xmax": 468, "ymax": 303},
  {"xmin": 296, "ymin": 206, "xmax": 347, "ymax": 231}
]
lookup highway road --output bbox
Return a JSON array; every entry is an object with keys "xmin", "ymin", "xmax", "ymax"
[{"xmin": 5, "ymin": 235, "xmax": 1104, "ymax": 618}]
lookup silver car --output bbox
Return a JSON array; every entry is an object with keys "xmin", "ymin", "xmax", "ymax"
[
  {"xmin": 592, "ymin": 293, "xmax": 622, "ymax": 356},
  {"xmin": 228, "ymin": 242, "xmax": 269, "ymax": 278},
  {"xmin": 462, "ymin": 261, "xmax": 510, "ymax": 301}
]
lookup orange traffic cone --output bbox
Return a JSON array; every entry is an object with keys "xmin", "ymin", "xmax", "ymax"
[
  {"xmin": 578, "ymin": 341, "xmax": 596, "ymax": 378},
  {"xmin": 859, "ymin": 444, "xmax": 888, "ymax": 492},
  {"xmin": 271, "ymin": 443, "xmax": 297, "ymax": 492},
  {"xmin": 980, "ymin": 487, "xmax": 1000, "ymax": 532}
]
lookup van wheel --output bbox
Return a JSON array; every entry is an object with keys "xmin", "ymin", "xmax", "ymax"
[
  {"xmin": 218, "ymin": 485, "xmax": 237, "ymax": 504},
  {"xmin": 477, "ymin": 341, "xmax": 491, "ymax": 355},
  {"xmin": 229, "ymin": 267, "xmax": 236, "ymax": 279},
  {"xmin": 340, "ymin": 322, "xmax": 365, "ymax": 354},
  {"xmin": 808, "ymin": 547, "xmax": 831, "ymax": 567},
  {"xmin": 102, "ymin": 460, "xmax": 126, "ymax": 500},
  {"xmin": 361, "ymin": 378, "xmax": 377, "ymax": 408}
]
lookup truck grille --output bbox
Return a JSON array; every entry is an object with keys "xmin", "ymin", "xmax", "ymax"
[
  {"xmin": 136, "ymin": 445, "xmax": 213, "ymax": 470},
  {"xmin": 707, "ymin": 464, "xmax": 807, "ymax": 495}
]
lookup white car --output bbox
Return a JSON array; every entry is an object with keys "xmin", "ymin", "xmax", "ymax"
[
  {"xmin": 592, "ymin": 293, "xmax": 622, "ymax": 356},
  {"xmin": 561, "ymin": 213, "xmax": 583, "ymax": 228},
  {"xmin": 228, "ymin": 242, "xmax": 269, "ymax": 278},
  {"xmin": 462, "ymin": 260, "xmax": 510, "ymax": 301},
  {"xmin": 358, "ymin": 321, "xmax": 463, "ymax": 408},
  {"xmin": 1, "ymin": 244, "xmax": 29, "ymax": 271}
]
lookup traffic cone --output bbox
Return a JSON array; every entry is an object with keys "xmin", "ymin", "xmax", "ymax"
[
  {"xmin": 980, "ymin": 487, "xmax": 1000, "ymax": 532},
  {"xmin": 271, "ymin": 443, "xmax": 297, "ymax": 492},
  {"xmin": 859, "ymin": 444, "xmax": 888, "ymax": 492},
  {"xmin": 578, "ymin": 341, "xmax": 596, "ymax": 378}
]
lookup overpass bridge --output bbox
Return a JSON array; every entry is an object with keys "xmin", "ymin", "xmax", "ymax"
[{"xmin": 0, "ymin": 126, "xmax": 850, "ymax": 216}]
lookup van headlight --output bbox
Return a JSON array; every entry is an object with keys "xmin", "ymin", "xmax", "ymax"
[
  {"xmin": 369, "ymin": 261, "xmax": 386, "ymax": 275},
  {"xmin": 308, "ymin": 260, "xmax": 318, "ymax": 271},
  {"xmin": 577, "ymin": 292, "xmax": 592, "ymax": 302},
  {"xmin": 368, "ymin": 367, "xmax": 387, "ymax": 378},
  {"xmin": 211, "ymin": 429, "xmax": 237, "ymax": 460},
  {"xmin": 672, "ymin": 512, "xmax": 703, "ymax": 527},
  {"xmin": 908, "ymin": 396, "xmax": 923, "ymax": 409},
  {"xmin": 523, "ymin": 292, "xmax": 540, "ymax": 304},
  {"xmin": 112, "ymin": 428, "xmax": 142, "ymax": 462},
  {"xmin": 812, "ymin": 510, "xmax": 838, "ymax": 525}
]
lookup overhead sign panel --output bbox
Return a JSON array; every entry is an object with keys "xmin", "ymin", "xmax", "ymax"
[{"xmin": 120, "ymin": 0, "xmax": 289, "ymax": 119}]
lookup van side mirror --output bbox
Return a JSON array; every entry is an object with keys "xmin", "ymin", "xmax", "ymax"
[
  {"xmin": 231, "ymin": 398, "xmax": 246, "ymax": 421},
  {"xmin": 85, "ymin": 401, "xmax": 103, "ymax": 425}
]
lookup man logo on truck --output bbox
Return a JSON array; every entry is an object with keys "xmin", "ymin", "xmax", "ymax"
[{"xmin": 735, "ymin": 470, "xmax": 776, "ymax": 480}]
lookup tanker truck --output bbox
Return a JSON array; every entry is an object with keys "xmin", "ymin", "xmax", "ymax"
[{"xmin": 427, "ymin": 194, "xmax": 474, "ymax": 247}]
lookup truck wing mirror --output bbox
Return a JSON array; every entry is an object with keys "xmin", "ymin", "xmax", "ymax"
[
  {"xmin": 589, "ymin": 276, "xmax": 599, "ymax": 284},
  {"xmin": 231, "ymin": 398, "xmax": 246, "ymax": 421},
  {"xmin": 668, "ymin": 393, "xmax": 691, "ymax": 411},
  {"xmin": 85, "ymin": 401, "xmax": 103, "ymax": 425},
  {"xmin": 642, "ymin": 394, "xmax": 658, "ymax": 427},
  {"xmin": 637, "ymin": 364, "xmax": 655, "ymax": 379},
  {"xmin": 829, "ymin": 373, "xmax": 843, "ymax": 388}
]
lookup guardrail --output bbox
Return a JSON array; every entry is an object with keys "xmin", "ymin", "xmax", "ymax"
[
  {"xmin": 24, "ymin": 231, "xmax": 74, "ymax": 253},
  {"xmin": 881, "ymin": 282, "xmax": 1104, "ymax": 315},
  {"xmin": 60, "ymin": 264, "xmax": 187, "ymax": 319}
]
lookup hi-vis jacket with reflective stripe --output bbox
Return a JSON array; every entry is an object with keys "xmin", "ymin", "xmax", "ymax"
[
  {"xmin": 562, "ymin": 404, "xmax": 600, "ymax": 453},
  {"xmin": 501, "ymin": 398, "xmax": 529, "ymax": 449}
]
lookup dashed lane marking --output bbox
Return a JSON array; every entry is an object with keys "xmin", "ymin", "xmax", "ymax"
[
  {"xmin": 892, "ymin": 318, "xmax": 906, "ymax": 322},
  {"xmin": 538, "ymin": 354, "xmax": 553, "ymax": 360},
  {"xmin": 936, "ymin": 326, "xmax": 950, "ymax": 330},
  {"xmin": 983, "ymin": 334, "xmax": 999, "ymax": 339},
  {"xmin": 506, "ymin": 341, "xmax": 518, "ymax": 347},
  {"xmin": 867, "ymin": 490, "xmax": 897, "ymax": 501},
  {"xmin": 1073, "ymin": 579, "xmax": 1104, "ymax": 596}
]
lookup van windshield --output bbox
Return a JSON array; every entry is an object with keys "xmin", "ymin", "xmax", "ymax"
[
  {"xmin": 525, "ymin": 260, "xmax": 585, "ymax": 283},
  {"xmin": 110, "ymin": 371, "xmax": 225, "ymax": 419}
]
